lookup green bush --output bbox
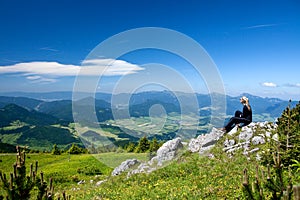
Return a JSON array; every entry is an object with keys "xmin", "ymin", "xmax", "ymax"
[
  {"xmin": 0, "ymin": 146, "xmax": 55, "ymax": 200},
  {"xmin": 68, "ymin": 144, "xmax": 87, "ymax": 154},
  {"xmin": 51, "ymin": 144, "xmax": 61, "ymax": 155}
]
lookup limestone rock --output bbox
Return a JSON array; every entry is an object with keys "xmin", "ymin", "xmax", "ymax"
[
  {"xmin": 151, "ymin": 137, "xmax": 183, "ymax": 166},
  {"xmin": 128, "ymin": 163, "xmax": 156, "ymax": 177},
  {"xmin": 238, "ymin": 127, "xmax": 253, "ymax": 142},
  {"xmin": 224, "ymin": 139, "xmax": 235, "ymax": 148},
  {"xmin": 188, "ymin": 138, "xmax": 202, "ymax": 153},
  {"xmin": 96, "ymin": 180, "xmax": 107, "ymax": 186},
  {"xmin": 252, "ymin": 136, "xmax": 265, "ymax": 145},
  {"xmin": 111, "ymin": 159, "xmax": 140, "ymax": 176},
  {"xmin": 188, "ymin": 127, "xmax": 224, "ymax": 154},
  {"xmin": 112, "ymin": 137, "xmax": 183, "ymax": 177}
]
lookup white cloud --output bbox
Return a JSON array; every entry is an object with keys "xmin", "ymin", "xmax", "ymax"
[
  {"xmin": 243, "ymin": 23, "xmax": 279, "ymax": 30},
  {"xmin": 283, "ymin": 83, "xmax": 300, "ymax": 88},
  {"xmin": 0, "ymin": 59, "xmax": 144, "ymax": 77},
  {"xmin": 0, "ymin": 62, "xmax": 79, "ymax": 76},
  {"xmin": 81, "ymin": 59, "xmax": 144, "ymax": 76},
  {"xmin": 39, "ymin": 47, "xmax": 59, "ymax": 52},
  {"xmin": 26, "ymin": 75, "xmax": 41, "ymax": 80},
  {"xmin": 26, "ymin": 75, "xmax": 57, "ymax": 83},
  {"xmin": 261, "ymin": 82, "xmax": 277, "ymax": 87}
]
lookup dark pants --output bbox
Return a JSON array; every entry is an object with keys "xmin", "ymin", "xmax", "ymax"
[{"xmin": 224, "ymin": 111, "xmax": 251, "ymax": 132}]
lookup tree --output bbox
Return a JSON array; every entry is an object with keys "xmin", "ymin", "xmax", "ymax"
[
  {"xmin": 276, "ymin": 101, "xmax": 300, "ymax": 167},
  {"xmin": 0, "ymin": 146, "xmax": 55, "ymax": 200},
  {"xmin": 68, "ymin": 144, "xmax": 87, "ymax": 154},
  {"xmin": 51, "ymin": 144, "xmax": 61, "ymax": 155},
  {"xmin": 135, "ymin": 136, "xmax": 150, "ymax": 153},
  {"xmin": 149, "ymin": 137, "xmax": 160, "ymax": 153},
  {"xmin": 253, "ymin": 101, "xmax": 300, "ymax": 199},
  {"xmin": 126, "ymin": 142, "xmax": 136, "ymax": 153}
]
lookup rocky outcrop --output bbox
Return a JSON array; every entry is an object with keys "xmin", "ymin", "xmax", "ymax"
[
  {"xmin": 188, "ymin": 127, "xmax": 225, "ymax": 153},
  {"xmin": 112, "ymin": 137, "xmax": 183, "ymax": 177},
  {"xmin": 111, "ymin": 122, "xmax": 277, "ymax": 178},
  {"xmin": 188, "ymin": 122, "xmax": 277, "ymax": 157},
  {"xmin": 111, "ymin": 159, "xmax": 140, "ymax": 176},
  {"xmin": 150, "ymin": 137, "xmax": 183, "ymax": 166}
]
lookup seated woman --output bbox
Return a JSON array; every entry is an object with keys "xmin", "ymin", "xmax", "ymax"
[{"xmin": 223, "ymin": 96, "xmax": 252, "ymax": 133}]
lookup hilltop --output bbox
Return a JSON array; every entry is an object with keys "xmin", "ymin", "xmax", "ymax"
[{"xmin": 67, "ymin": 120, "xmax": 299, "ymax": 199}]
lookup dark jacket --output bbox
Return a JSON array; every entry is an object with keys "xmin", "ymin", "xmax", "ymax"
[{"xmin": 242, "ymin": 104, "xmax": 252, "ymax": 122}]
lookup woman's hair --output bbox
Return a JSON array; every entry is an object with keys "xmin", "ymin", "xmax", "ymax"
[
  {"xmin": 241, "ymin": 96, "xmax": 251, "ymax": 110},
  {"xmin": 240, "ymin": 96, "xmax": 248, "ymax": 102}
]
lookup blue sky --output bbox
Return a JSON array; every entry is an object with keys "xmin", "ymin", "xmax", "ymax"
[{"xmin": 0, "ymin": 0, "xmax": 300, "ymax": 100}]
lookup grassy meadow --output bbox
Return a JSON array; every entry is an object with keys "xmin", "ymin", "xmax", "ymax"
[
  {"xmin": 0, "ymin": 152, "xmax": 148, "ymax": 198},
  {"xmin": 0, "ymin": 145, "xmax": 259, "ymax": 199},
  {"xmin": 71, "ymin": 151, "xmax": 255, "ymax": 200},
  {"xmin": 1, "ymin": 141, "xmax": 299, "ymax": 199}
]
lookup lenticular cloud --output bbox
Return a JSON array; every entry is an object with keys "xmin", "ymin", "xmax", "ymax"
[{"xmin": 0, "ymin": 59, "xmax": 143, "ymax": 77}]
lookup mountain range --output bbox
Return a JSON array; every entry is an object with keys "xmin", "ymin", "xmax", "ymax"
[{"xmin": 0, "ymin": 91, "xmax": 297, "ymax": 152}]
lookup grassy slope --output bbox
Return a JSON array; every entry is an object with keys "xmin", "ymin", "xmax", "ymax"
[
  {"xmin": 0, "ymin": 153, "xmax": 148, "ymax": 197},
  {"xmin": 74, "ymin": 149, "xmax": 256, "ymax": 200},
  {"xmin": 0, "ymin": 144, "xmax": 258, "ymax": 199},
  {"xmin": 1, "ymin": 144, "xmax": 298, "ymax": 199}
]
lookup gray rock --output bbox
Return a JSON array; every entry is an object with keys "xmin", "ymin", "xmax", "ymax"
[
  {"xmin": 128, "ymin": 163, "xmax": 156, "ymax": 177},
  {"xmin": 188, "ymin": 138, "xmax": 202, "ymax": 153},
  {"xmin": 224, "ymin": 139, "xmax": 235, "ymax": 148},
  {"xmin": 228, "ymin": 126, "xmax": 238, "ymax": 135},
  {"xmin": 265, "ymin": 131, "xmax": 271, "ymax": 138},
  {"xmin": 252, "ymin": 136, "xmax": 265, "ymax": 145},
  {"xmin": 272, "ymin": 133, "xmax": 279, "ymax": 141},
  {"xmin": 96, "ymin": 180, "xmax": 107, "ymax": 186},
  {"xmin": 188, "ymin": 127, "xmax": 224, "ymax": 154},
  {"xmin": 77, "ymin": 180, "xmax": 85, "ymax": 185},
  {"xmin": 221, "ymin": 122, "xmax": 278, "ymax": 156},
  {"xmin": 199, "ymin": 145, "xmax": 214, "ymax": 154},
  {"xmin": 115, "ymin": 137, "xmax": 185, "ymax": 178},
  {"xmin": 238, "ymin": 128, "xmax": 253, "ymax": 142},
  {"xmin": 223, "ymin": 141, "xmax": 249, "ymax": 152},
  {"xmin": 248, "ymin": 148, "xmax": 260, "ymax": 154},
  {"xmin": 112, "ymin": 159, "xmax": 140, "ymax": 176},
  {"xmin": 152, "ymin": 137, "xmax": 183, "ymax": 166}
]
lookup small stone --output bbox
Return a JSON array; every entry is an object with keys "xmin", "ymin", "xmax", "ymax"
[{"xmin": 96, "ymin": 180, "xmax": 107, "ymax": 186}]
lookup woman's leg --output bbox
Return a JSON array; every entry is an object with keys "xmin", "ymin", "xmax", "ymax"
[
  {"xmin": 235, "ymin": 110, "xmax": 243, "ymax": 117},
  {"xmin": 224, "ymin": 117, "xmax": 237, "ymax": 132},
  {"xmin": 224, "ymin": 117, "xmax": 250, "ymax": 132}
]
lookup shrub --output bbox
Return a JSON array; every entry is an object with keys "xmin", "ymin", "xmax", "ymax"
[
  {"xmin": 0, "ymin": 146, "xmax": 54, "ymax": 200},
  {"xmin": 51, "ymin": 144, "xmax": 61, "ymax": 155}
]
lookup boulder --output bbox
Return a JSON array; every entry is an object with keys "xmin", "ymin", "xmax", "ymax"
[
  {"xmin": 238, "ymin": 127, "xmax": 253, "ymax": 142},
  {"xmin": 111, "ymin": 159, "xmax": 140, "ymax": 176},
  {"xmin": 112, "ymin": 137, "xmax": 183, "ymax": 177},
  {"xmin": 188, "ymin": 127, "xmax": 224, "ymax": 154},
  {"xmin": 188, "ymin": 138, "xmax": 202, "ymax": 153},
  {"xmin": 222, "ymin": 122, "xmax": 276, "ymax": 156},
  {"xmin": 128, "ymin": 163, "xmax": 156, "ymax": 177},
  {"xmin": 151, "ymin": 137, "xmax": 183, "ymax": 166},
  {"xmin": 224, "ymin": 139, "xmax": 235, "ymax": 148},
  {"xmin": 96, "ymin": 180, "xmax": 107, "ymax": 186},
  {"xmin": 252, "ymin": 136, "xmax": 265, "ymax": 145}
]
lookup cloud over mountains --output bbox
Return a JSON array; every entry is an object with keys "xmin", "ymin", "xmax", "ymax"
[{"xmin": 0, "ymin": 59, "xmax": 144, "ymax": 82}]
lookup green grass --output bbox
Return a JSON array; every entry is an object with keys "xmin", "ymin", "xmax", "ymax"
[
  {"xmin": 69, "ymin": 150, "xmax": 257, "ymax": 199},
  {"xmin": 0, "ymin": 152, "xmax": 148, "ymax": 198},
  {"xmin": 0, "ymin": 132, "xmax": 22, "ymax": 144},
  {"xmin": 94, "ymin": 152, "xmax": 149, "ymax": 168},
  {"xmin": 1, "ymin": 144, "xmax": 299, "ymax": 199},
  {"xmin": 0, "ymin": 145, "xmax": 258, "ymax": 199}
]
